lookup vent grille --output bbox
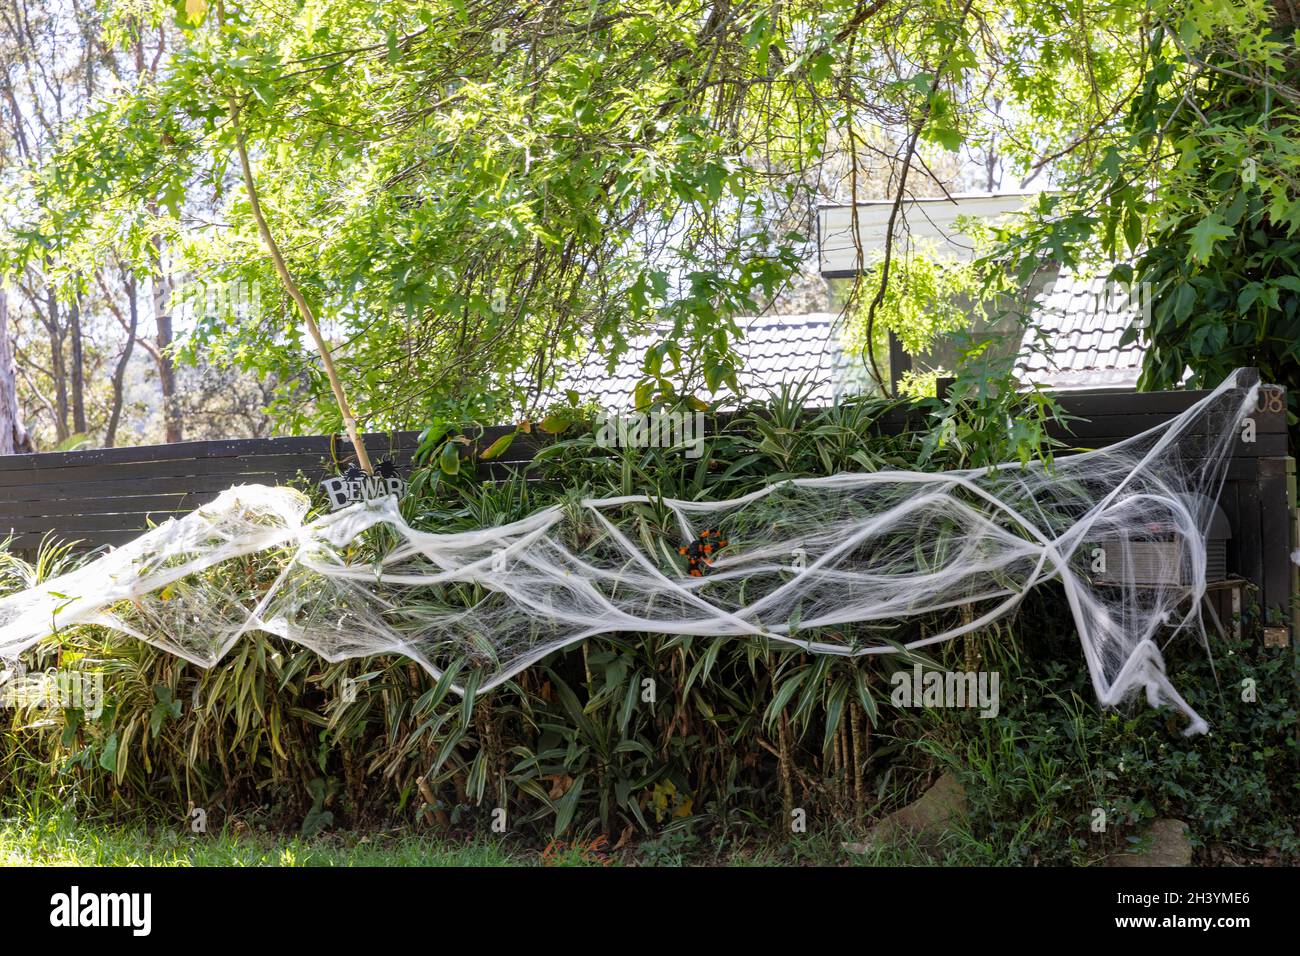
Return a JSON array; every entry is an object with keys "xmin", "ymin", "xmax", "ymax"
[{"xmin": 1094, "ymin": 539, "xmax": 1228, "ymax": 587}]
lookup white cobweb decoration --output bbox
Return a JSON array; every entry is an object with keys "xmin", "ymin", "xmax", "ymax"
[{"xmin": 0, "ymin": 369, "xmax": 1260, "ymax": 734}]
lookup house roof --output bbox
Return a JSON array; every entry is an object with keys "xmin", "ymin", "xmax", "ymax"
[
  {"xmin": 1014, "ymin": 271, "xmax": 1148, "ymax": 391},
  {"xmin": 553, "ymin": 313, "xmax": 867, "ymax": 409},
  {"xmin": 553, "ymin": 269, "xmax": 1150, "ymax": 409}
]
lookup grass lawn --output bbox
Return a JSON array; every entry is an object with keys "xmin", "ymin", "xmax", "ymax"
[
  {"xmin": 0, "ymin": 807, "xmax": 951, "ymax": 866},
  {"xmin": 0, "ymin": 812, "xmax": 540, "ymax": 866}
]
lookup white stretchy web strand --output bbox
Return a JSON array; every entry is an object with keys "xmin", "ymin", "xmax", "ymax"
[{"xmin": 0, "ymin": 370, "xmax": 1259, "ymax": 734}]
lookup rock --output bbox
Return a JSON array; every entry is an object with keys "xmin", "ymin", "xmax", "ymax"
[
  {"xmin": 1106, "ymin": 819, "xmax": 1193, "ymax": 867},
  {"xmin": 843, "ymin": 771, "xmax": 968, "ymax": 853}
]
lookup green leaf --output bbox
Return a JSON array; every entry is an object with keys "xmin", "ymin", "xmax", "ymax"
[
  {"xmin": 1172, "ymin": 282, "xmax": 1197, "ymax": 323},
  {"xmin": 438, "ymin": 440, "xmax": 461, "ymax": 475},
  {"xmin": 172, "ymin": 0, "xmax": 207, "ymax": 27},
  {"xmin": 924, "ymin": 124, "xmax": 962, "ymax": 152},
  {"xmin": 704, "ymin": 359, "xmax": 732, "ymax": 393},
  {"xmin": 538, "ymin": 414, "xmax": 571, "ymax": 435},
  {"xmin": 414, "ymin": 420, "xmax": 449, "ymax": 464},
  {"xmin": 479, "ymin": 430, "xmax": 517, "ymax": 460},
  {"xmin": 552, "ymin": 774, "xmax": 586, "ymax": 836},
  {"xmin": 149, "ymin": 684, "xmax": 182, "ymax": 737},
  {"xmin": 809, "ymin": 52, "xmax": 835, "ymax": 83},
  {"xmin": 1186, "ymin": 213, "xmax": 1233, "ymax": 263},
  {"xmin": 1123, "ymin": 206, "xmax": 1143, "ymax": 253},
  {"xmin": 98, "ymin": 733, "xmax": 119, "ymax": 772},
  {"xmin": 633, "ymin": 379, "xmax": 654, "ymax": 411}
]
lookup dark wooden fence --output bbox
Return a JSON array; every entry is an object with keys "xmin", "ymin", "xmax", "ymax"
[{"xmin": 1, "ymin": 373, "xmax": 1294, "ymax": 641}]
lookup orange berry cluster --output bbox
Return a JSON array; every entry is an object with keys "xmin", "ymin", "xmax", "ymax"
[{"xmin": 679, "ymin": 529, "xmax": 729, "ymax": 577}]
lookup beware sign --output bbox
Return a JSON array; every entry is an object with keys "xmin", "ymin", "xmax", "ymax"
[{"xmin": 319, "ymin": 461, "xmax": 407, "ymax": 510}]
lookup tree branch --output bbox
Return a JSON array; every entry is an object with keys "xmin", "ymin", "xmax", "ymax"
[{"xmin": 228, "ymin": 96, "xmax": 373, "ymax": 473}]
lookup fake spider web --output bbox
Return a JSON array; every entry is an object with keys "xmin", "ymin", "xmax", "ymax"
[{"xmin": 0, "ymin": 369, "xmax": 1260, "ymax": 734}]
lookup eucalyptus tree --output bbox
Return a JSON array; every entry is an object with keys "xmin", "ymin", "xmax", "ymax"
[{"xmin": 0, "ymin": 0, "xmax": 189, "ymax": 446}]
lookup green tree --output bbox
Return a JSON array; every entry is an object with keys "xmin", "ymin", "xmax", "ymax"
[
  {"xmin": 3, "ymin": 0, "xmax": 1161, "ymax": 440},
  {"xmin": 982, "ymin": 0, "xmax": 1300, "ymax": 425}
]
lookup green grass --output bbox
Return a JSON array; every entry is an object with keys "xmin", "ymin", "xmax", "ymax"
[
  {"xmin": 0, "ymin": 812, "xmax": 535, "ymax": 867},
  {"xmin": 0, "ymin": 806, "xmax": 978, "ymax": 866}
]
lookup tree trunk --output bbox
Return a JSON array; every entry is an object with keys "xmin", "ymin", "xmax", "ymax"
[
  {"xmin": 45, "ymin": 284, "xmax": 69, "ymax": 442},
  {"xmin": 149, "ymin": 237, "xmax": 182, "ymax": 443},
  {"xmin": 69, "ymin": 289, "xmax": 86, "ymax": 434},
  {"xmin": 0, "ymin": 287, "xmax": 33, "ymax": 455},
  {"xmin": 105, "ymin": 271, "xmax": 138, "ymax": 448}
]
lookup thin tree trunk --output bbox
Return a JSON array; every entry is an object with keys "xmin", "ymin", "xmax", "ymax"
[
  {"xmin": 44, "ymin": 283, "xmax": 68, "ymax": 442},
  {"xmin": 850, "ymin": 699, "xmax": 868, "ymax": 820},
  {"xmin": 0, "ymin": 286, "xmax": 33, "ymax": 454},
  {"xmin": 149, "ymin": 234, "xmax": 182, "ymax": 443},
  {"xmin": 69, "ymin": 288, "xmax": 86, "ymax": 434},
  {"xmin": 229, "ymin": 97, "xmax": 372, "ymax": 473},
  {"xmin": 777, "ymin": 711, "xmax": 795, "ymax": 825},
  {"xmin": 105, "ymin": 271, "xmax": 137, "ymax": 448}
]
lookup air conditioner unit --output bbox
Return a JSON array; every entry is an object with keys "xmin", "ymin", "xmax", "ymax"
[{"xmin": 1092, "ymin": 496, "xmax": 1230, "ymax": 587}]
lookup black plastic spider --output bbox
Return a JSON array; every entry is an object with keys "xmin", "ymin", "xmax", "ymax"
[
  {"xmin": 678, "ymin": 529, "xmax": 729, "ymax": 577},
  {"xmin": 340, "ymin": 458, "xmax": 399, "ymax": 480}
]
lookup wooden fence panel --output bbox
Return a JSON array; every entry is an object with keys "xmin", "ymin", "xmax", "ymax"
[{"xmin": 0, "ymin": 377, "xmax": 1293, "ymax": 639}]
